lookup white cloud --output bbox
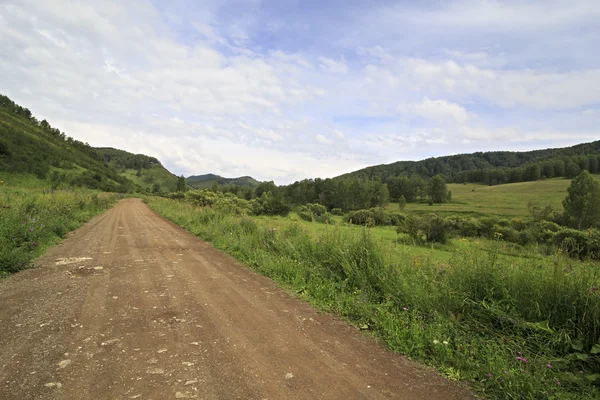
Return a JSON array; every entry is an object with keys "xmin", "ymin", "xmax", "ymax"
[
  {"xmin": 316, "ymin": 134, "xmax": 333, "ymax": 145},
  {"xmin": 1, "ymin": 0, "xmax": 599, "ymax": 184},
  {"xmin": 318, "ymin": 56, "xmax": 349, "ymax": 74},
  {"xmin": 332, "ymin": 129, "xmax": 344, "ymax": 139},
  {"xmin": 412, "ymin": 98, "xmax": 469, "ymax": 125}
]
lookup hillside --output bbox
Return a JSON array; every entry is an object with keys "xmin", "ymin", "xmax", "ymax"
[
  {"xmin": 343, "ymin": 140, "xmax": 600, "ymax": 184},
  {"xmin": 96, "ymin": 147, "xmax": 179, "ymax": 193},
  {"xmin": 186, "ymin": 173, "xmax": 261, "ymax": 189},
  {"xmin": 0, "ymin": 95, "xmax": 134, "ymax": 192},
  {"xmin": 0, "ymin": 94, "xmax": 182, "ymax": 194}
]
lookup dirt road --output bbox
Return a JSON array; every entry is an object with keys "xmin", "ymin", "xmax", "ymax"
[{"xmin": 0, "ymin": 199, "xmax": 474, "ymax": 400}]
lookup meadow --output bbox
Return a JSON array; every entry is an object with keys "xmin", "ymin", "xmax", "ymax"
[
  {"xmin": 0, "ymin": 173, "xmax": 117, "ymax": 275},
  {"xmin": 147, "ymin": 196, "xmax": 600, "ymax": 400},
  {"xmin": 387, "ymin": 179, "xmax": 575, "ymax": 217}
]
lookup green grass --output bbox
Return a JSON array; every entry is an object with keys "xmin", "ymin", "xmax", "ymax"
[
  {"xmin": 0, "ymin": 174, "xmax": 117, "ymax": 275},
  {"xmin": 387, "ymin": 179, "xmax": 586, "ymax": 217},
  {"xmin": 147, "ymin": 197, "xmax": 600, "ymax": 400}
]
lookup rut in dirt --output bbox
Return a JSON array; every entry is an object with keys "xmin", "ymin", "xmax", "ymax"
[{"xmin": 0, "ymin": 199, "xmax": 474, "ymax": 400}]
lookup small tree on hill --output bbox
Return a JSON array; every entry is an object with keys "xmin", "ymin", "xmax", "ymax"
[
  {"xmin": 562, "ymin": 170, "xmax": 600, "ymax": 229},
  {"xmin": 428, "ymin": 175, "xmax": 448, "ymax": 204}
]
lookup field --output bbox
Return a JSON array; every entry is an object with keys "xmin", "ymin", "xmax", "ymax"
[
  {"xmin": 0, "ymin": 173, "xmax": 117, "ymax": 275},
  {"xmin": 147, "ymin": 196, "xmax": 600, "ymax": 400},
  {"xmin": 387, "ymin": 178, "xmax": 582, "ymax": 217}
]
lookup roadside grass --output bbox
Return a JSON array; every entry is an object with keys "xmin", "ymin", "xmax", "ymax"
[
  {"xmin": 386, "ymin": 179, "xmax": 581, "ymax": 217},
  {"xmin": 147, "ymin": 197, "xmax": 600, "ymax": 400},
  {"xmin": 0, "ymin": 174, "xmax": 117, "ymax": 276}
]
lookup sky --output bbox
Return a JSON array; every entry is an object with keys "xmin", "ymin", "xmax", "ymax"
[{"xmin": 1, "ymin": 0, "xmax": 599, "ymax": 184}]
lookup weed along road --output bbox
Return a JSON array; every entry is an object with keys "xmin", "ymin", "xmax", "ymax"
[{"xmin": 0, "ymin": 199, "xmax": 473, "ymax": 400}]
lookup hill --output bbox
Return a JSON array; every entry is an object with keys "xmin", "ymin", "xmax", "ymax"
[
  {"xmin": 186, "ymin": 174, "xmax": 261, "ymax": 189},
  {"xmin": 343, "ymin": 140, "xmax": 600, "ymax": 184},
  {"xmin": 95, "ymin": 147, "xmax": 179, "ymax": 193},
  {"xmin": 0, "ymin": 94, "xmax": 181, "ymax": 194},
  {"xmin": 0, "ymin": 95, "xmax": 134, "ymax": 192}
]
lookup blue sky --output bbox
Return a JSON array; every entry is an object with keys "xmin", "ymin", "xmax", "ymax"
[{"xmin": 1, "ymin": 0, "xmax": 599, "ymax": 183}]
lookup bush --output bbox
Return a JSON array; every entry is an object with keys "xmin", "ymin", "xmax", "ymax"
[
  {"xmin": 297, "ymin": 210, "xmax": 313, "ymax": 222},
  {"xmin": 306, "ymin": 203, "xmax": 327, "ymax": 216},
  {"xmin": 314, "ymin": 213, "xmax": 332, "ymax": 224},
  {"xmin": 330, "ymin": 208, "xmax": 343, "ymax": 216},
  {"xmin": 346, "ymin": 210, "xmax": 375, "ymax": 227},
  {"xmin": 398, "ymin": 214, "xmax": 449, "ymax": 244}
]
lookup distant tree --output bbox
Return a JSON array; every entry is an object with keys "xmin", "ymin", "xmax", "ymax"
[
  {"xmin": 446, "ymin": 190, "xmax": 452, "ymax": 202},
  {"xmin": 565, "ymin": 162, "xmax": 581, "ymax": 179},
  {"xmin": 152, "ymin": 183, "xmax": 161, "ymax": 194},
  {"xmin": 175, "ymin": 175, "xmax": 187, "ymax": 192},
  {"xmin": 428, "ymin": 175, "xmax": 448, "ymax": 204},
  {"xmin": 136, "ymin": 169, "xmax": 142, "ymax": 177},
  {"xmin": 562, "ymin": 171, "xmax": 600, "ymax": 229},
  {"xmin": 398, "ymin": 195, "xmax": 407, "ymax": 210}
]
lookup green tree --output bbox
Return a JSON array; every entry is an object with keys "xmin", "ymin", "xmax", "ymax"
[
  {"xmin": 398, "ymin": 195, "xmax": 406, "ymax": 210},
  {"xmin": 562, "ymin": 171, "xmax": 600, "ymax": 229},
  {"xmin": 446, "ymin": 190, "xmax": 452, "ymax": 202},
  {"xmin": 175, "ymin": 175, "xmax": 187, "ymax": 192},
  {"xmin": 428, "ymin": 175, "xmax": 448, "ymax": 204}
]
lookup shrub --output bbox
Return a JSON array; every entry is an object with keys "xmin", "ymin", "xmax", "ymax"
[
  {"xmin": 346, "ymin": 209, "xmax": 374, "ymax": 226},
  {"xmin": 297, "ymin": 210, "xmax": 313, "ymax": 222},
  {"xmin": 306, "ymin": 203, "xmax": 327, "ymax": 216},
  {"xmin": 330, "ymin": 208, "xmax": 343, "ymax": 216},
  {"xmin": 314, "ymin": 213, "xmax": 332, "ymax": 224}
]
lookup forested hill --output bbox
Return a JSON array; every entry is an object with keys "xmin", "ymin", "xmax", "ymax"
[
  {"xmin": 0, "ymin": 94, "xmax": 179, "ymax": 193},
  {"xmin": 186, "ymin": 174, "xmax": 261, "ymax": 189},
  {"xmin": 0, "ymin": 94, "xmax": 137, "ymax": 191},
  {"xmin": 96, "ymin": 147, "xmax": 179, "ymax": 193},
  {"xmin": 343, "ymin": 141, "xmax": 600, "ymax": 185}
]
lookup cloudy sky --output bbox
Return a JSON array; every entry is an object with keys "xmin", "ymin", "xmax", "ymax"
[{"xmin": 1, "ymin": 0, "xmax": 599, "ymax": 184}]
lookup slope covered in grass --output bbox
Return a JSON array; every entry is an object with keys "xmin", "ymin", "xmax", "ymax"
[
  {"xmin": 386, "ymin": 178, "xmax": 599, "ymax": 217},
  {"xmin": 0, "ymin": 96, "xmax": 133, "ymax": 192}
]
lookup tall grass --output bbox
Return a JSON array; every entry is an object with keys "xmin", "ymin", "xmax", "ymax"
[
  {"xmin": 148, "ymin": 197, "xmax": 600, "ymax": 399},
  {"xmin": 0, "ymin": 186, "xmax": 116, "ymax": 275}
]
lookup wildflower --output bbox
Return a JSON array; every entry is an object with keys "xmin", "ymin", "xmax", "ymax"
[
  {"xmin": 403, "ymin": 307, "xmax": 408, "ymax": 311},
  {"xmin": 503, "ymin": 370, "xmax": 508, "ymax": 375},
  {"xmin": 515, "ymin": 357, "xmax": 528, "ymax": 363},
  {"xmin": 521, "ymin": 370, "xmax": 526, "ymax": 373},
  {"xmin": 517, "ymin": 351, "xmax": 522, "ymax": 355},
  {"xmin": 546, "ymin": 364, "xmax": 552, "ymax": 369},
  {"xmin": 443, "ymin": 341, "xmax": 449, "ymax": 345},
  {"xmin": 433, "ymin": 340, "xmax": 439, "ymax": 345},
  {"xmin": 487, "ymin": 373, "xmax": 493, "ymax": 378},
  {"xmin": 553, "ymin": 377, "xmax": 561, "ymax": 385}
]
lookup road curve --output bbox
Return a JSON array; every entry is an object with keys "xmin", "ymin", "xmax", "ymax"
[{"xmin": 0, "ymin": 199, "xmax": 474, "ymax": 400}]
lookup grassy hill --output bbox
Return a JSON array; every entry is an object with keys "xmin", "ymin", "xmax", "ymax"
[
  {"xmin": 0, "ymin": 95, "xmax": 133, "ymax": 191},
  {"xmin": 96, "ymin": 147, "xmax": 179, "ymax": 193},
  {"xmin": 0, "ymin": 94, "xmax": 181, "ymax": 194},
  {"xmin": 385, "ymin": 176, "xmax": 600, "ymax": 217},
  {"xmin": 186, "ymin": 173, "xmax": 261, "ymax": 189}
]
